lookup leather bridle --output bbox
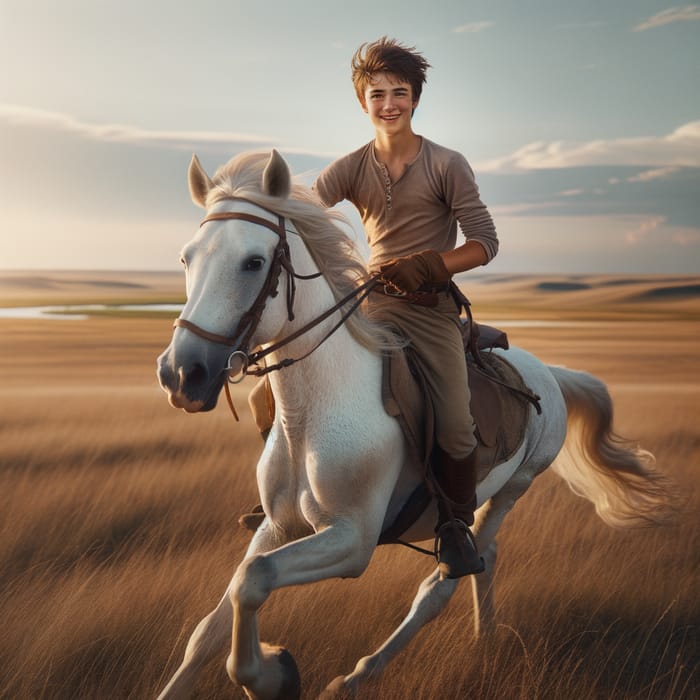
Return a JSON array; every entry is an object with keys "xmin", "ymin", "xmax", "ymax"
[{"xmin": 173, "ymin": 197, "xmax": 379, "ymax": 385}]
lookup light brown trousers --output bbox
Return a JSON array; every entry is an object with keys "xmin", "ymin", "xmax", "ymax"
[{"xmin": 367, "ymin": 291, "xmax": 477, "ymax": 460}]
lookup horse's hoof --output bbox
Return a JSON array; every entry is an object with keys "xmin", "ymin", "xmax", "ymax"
[
  {"xmin": 270, "ymin": 646, "xmax": 301, "ymax": 700},
  {"xmin": 227, "ymin": 645, "xmax": 300, "ymax": 700}
]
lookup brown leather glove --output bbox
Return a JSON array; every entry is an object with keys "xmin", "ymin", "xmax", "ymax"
[{"xmin": 379, "ymin": 249, "xmax": 451, "ymax": 293}]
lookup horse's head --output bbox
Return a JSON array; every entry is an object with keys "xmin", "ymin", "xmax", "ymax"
[{"xmin": 157, "ymin": 150, "xmax": 298, "ymax": 412}]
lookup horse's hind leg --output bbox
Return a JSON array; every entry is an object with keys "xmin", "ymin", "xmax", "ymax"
[
  {"xmin": 319, "ymin": 467, "xmax": 546, "ymax": 698},
  {"xmin": 319, "ymin": 567, "xmax": 460, "ymax": 699},
  {"xmin": 470, "ymin": 468, "xmax": 541, "ymax": 638}
]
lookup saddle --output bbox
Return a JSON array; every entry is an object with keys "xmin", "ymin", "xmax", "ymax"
[{"xmin": 382, "ymin": 319, "xmax": 541, "ymax": 486}]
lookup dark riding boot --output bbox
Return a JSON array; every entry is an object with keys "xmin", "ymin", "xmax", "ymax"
[{"xmin": 435, "ymin": 450, "xmax": 485, "ymax": 578}]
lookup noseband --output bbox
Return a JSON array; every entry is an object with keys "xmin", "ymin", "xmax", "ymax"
[{"xmin": 174, "ymin": 197, "xmax": 378, "ymax": 382}]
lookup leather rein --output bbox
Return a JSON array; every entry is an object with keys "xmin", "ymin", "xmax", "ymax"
[{"xmin": 173, "ymin": 198, "xmax": 379, "ymax": 413}]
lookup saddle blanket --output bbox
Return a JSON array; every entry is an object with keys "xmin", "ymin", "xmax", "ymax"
[{"xmin": 382, "ymin": 324, "xmax": 538, "ymax": 484}]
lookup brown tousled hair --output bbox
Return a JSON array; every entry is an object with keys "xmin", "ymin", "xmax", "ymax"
[{"xmin": 351, "ymin": 37, "xmax": 431, "ymax": 107}]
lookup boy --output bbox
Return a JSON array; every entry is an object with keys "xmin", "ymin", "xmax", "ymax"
[{"xmin": 313, "ymin": 37, "xmax": 499, "ymax": 578}]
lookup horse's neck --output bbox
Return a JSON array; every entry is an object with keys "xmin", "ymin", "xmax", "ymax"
[{"xmin": 266, "ymin": 278, "xmax": 381, "ymax": 431}]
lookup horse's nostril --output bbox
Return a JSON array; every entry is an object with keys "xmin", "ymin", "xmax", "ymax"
[
  {"xmin": 187, "ymin": 362, "xmax": 209, "ymax": 385},
  {"xmin": 178, "ymin": 362, "xmax": 209, "ymax": 388}
]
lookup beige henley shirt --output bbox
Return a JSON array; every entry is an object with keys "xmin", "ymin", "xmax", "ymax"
[{"xmin": 314, "ymin": 137, "xmax": 498, "ymax": 270}]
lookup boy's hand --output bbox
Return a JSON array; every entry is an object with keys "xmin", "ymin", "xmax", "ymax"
[{"xmin": 379, "ymin": 249, "xmax": 451, "ymax": 293}]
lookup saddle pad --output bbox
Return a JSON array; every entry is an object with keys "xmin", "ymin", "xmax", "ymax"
[{"xmin": 382, "ymin": 348, "xmax": 534, "ymax": 483}]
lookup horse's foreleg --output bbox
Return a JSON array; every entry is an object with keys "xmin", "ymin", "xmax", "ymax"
[
  {"xmin": 320, "ymin": 567, "xmax": 459, "ymax": 699},
  {"xmin": 156, "ymin": 595, "xmax": 233, "ymax": 700},
  {"xmin": 228, "ymin": 519, "xmax": 373, "ymax": 700},
  {"xmin": 157, "ymin": 522, "xmax": 286, "ymax": 700}
]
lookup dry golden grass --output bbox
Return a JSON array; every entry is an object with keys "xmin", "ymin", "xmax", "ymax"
[{"xmin": 0, "ymin": 272, "xmax": 698, "ymax": 699}]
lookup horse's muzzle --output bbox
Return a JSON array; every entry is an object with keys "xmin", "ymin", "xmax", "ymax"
[{"xmin": 157, "ymin": 345, "xmax": 225, "ymax": 412}]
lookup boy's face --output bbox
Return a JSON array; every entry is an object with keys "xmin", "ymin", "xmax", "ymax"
[{"xmin": 362, "ymin": 73, "xmax": 418, "ymax": 136}]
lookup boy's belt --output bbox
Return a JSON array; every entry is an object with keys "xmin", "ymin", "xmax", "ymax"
[{"xmin": 372, "ymin": 282, "xmax": 450, "ymax": 307}]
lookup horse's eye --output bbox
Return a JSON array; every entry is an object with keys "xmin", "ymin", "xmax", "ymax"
[{"xmin": 244, "ymin": 256, "xmax": 265, "ymax": 272}]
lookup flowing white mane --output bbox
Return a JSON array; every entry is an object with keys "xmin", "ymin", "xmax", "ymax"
[{"xmin": 205, "ymin": 150, "xmax": 396, "ymax": 352}]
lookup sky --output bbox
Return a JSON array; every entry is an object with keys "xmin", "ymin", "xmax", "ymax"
[{"xmin": 0, "ymin": 0, "xmax": 698, "ymax": 274}]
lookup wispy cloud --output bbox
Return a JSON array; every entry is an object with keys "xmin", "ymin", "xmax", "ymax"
[
  {"xmin": 559, "ymin": 188, "xmax": 585, "ymax": 197},
  {"xmin": 0, "ymin": 104, "xmax": 342, "ymax": 160},
  {"xmin": 633, "ymin": 5, "xmax": 700, "ymax": 31},
  {"xmin": 558, "ymin": 21, "xmax": 606, "ymax": 29},
  {"xmin": 626, "ymin": 216, "xmax": 665, "ymax": 245},
  {"xmin": 489, "ymin": 202, "xmax": 563, "ymax": 216},
  {"xmin": 477, "ymin": 121, "xmax": 700, "ymax": 171},
  {"xmin": 453, "ymin": 21, "xmax": 494, "ymax": 34},
  {"xmin": 627, "ymin": 166, "xmax": 681, "ymax": 182},
  {"xmin": 0, "ymin": 104, "xmax": 274, "ymax": 151},
  {"xmin": 671, "ymin": 228, "xmax": 700, "ymax": 245},
  {"xmin": 608, "ymin": 167, "xmax": 681, "ymax": 186}
]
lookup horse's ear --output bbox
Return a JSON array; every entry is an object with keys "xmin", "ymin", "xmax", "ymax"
[
  {"xmin": 262, "ymin": 149, "xmax": 291, "ymax": 199},
  {"xmin": 188, "ymin": 154, "xmax": 214, "ymax": 208}
]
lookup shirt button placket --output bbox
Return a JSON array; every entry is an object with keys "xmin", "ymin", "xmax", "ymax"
[{"xmin": 380, "ymin": 164, "xmax": 392, "ymax": 211}]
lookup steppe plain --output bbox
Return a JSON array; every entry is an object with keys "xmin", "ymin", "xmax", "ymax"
[{"xmin": 0, "ymin": 270, "xmax": 698, "ymax": 699}]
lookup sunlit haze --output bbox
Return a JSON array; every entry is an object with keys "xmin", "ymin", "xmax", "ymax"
[{"xmin": 1, "ymin": 1, "xmax": 698, "ymax": 273}]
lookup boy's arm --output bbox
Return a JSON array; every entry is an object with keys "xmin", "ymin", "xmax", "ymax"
[
  {"xmin": 444, "ymin": 154, "xmax": 499, "ymax": 264},
  {"xmin": 313, "ymin": 159, "xmax": 349, "ymax": 208},
  {"xmin": 440, "ymin": 240, "xmax": 488, "ymax": 274}
]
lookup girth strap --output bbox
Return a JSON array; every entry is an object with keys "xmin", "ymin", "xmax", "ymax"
[{"xmin": 378, "ymin": 482, "xmax": 433, "ymax": 545}]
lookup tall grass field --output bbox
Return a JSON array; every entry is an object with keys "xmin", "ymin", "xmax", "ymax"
[{"xmin": 0, "ymin": 272, "xmax": 697, "ymax": 699}]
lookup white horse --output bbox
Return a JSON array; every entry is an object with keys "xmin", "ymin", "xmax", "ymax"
[{"xmin": 156, "ymin": 150, "xmax": 674, "ymax": 700}]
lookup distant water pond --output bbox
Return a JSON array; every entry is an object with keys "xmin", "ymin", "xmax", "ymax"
[
  {"xmin": 482, "ymin": 320, "xmax": 600, "ymax": 328},
  {"xmin": 0, "ymin": 304, "xmax": 600, "ymax": 328},
  {"xmin": 0, "ymin": 304, "xmax": 183, "ymax": 320}
]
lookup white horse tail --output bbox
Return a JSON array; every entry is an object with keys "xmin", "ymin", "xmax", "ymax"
[{"xmin": 547, "ymin": 365, "xmax": 678, "ymax": 528}]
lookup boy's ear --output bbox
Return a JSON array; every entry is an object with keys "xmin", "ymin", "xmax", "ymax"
[{"xmin": 411, "ymin": 97, "xmax": 419, "ymax": 118}]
